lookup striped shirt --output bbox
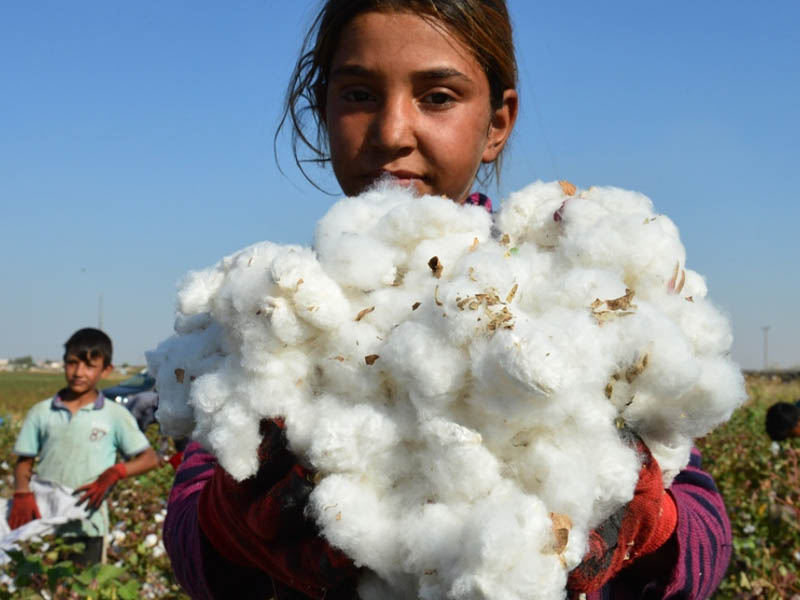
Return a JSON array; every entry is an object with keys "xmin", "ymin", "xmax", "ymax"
[{"xmin": 164, "ymin": 444, "xmax": 731, "ymax": 600}]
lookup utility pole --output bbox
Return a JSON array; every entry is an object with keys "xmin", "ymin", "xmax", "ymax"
[
  {"xmin": 98, "ymin": 292, "xmax": 104, "ymax": 331},
  {"xmin": 762, "ymin": 325, "xmax": 770, "ymax": 371}
]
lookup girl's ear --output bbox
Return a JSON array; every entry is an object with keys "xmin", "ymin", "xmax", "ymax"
[{"xmin": 482, "ymin": 89, "xmax": 518, "ymax": 163}]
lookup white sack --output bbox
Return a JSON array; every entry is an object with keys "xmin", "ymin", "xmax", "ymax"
[{"xmin": 0, "ymin": 477, "xmax": 89, "ymax": 565}]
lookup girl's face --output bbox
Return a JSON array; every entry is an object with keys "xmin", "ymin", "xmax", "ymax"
[{"xmin": 325, "ymin": 11, "xmax": 517, "ymax": 203}]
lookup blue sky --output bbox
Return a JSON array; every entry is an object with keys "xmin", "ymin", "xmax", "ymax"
[{"xmin": 1, "ymin": 1, "xmax": 797, "ymax": 369}]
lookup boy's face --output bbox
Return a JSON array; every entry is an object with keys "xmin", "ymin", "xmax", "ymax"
[
  {"xmin": 325, "ymin": 10, "xmax": 517, "ymax": 204},
  {"xmin": 63, "ymin": 353, "xmax": 112, "ymax": 396}
]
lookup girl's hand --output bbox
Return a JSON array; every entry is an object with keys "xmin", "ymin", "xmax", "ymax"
[
  {"xmin": 198, "ymin": 418, "xmax": 360, "ymax": 600},
  {"xmin": 567, "ymin": 435, "xmax": 677, "ymax": 593}
]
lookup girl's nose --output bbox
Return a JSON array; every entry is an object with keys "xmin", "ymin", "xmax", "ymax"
[{"xmin": 369, "ymin": 96, "xmax": 416, "ymax": 155}]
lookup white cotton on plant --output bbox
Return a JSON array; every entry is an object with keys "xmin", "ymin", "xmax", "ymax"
[{"xmin": 147, "ymin": 179, "xmax": 746, "ymax": 600}]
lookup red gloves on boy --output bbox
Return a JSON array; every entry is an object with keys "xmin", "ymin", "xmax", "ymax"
[
  {"xmin": 568, "ymin": 436, "xmax": 678, "ymax": 593},
  {"xmin": 198, "ymin": 419, "xmax": 359, "ymax": 600},
  {"xmin": 8, "ymin": 491, "xmax": 42, "ymax": 529},
  {"xmin": 75, "ymin": 463, "xmax": 127, "ymax": 511}
]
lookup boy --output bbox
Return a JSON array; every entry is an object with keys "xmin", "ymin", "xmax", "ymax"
[
  {"xmin": 766, "ymin": 400, "xmax": 800, "ymax": 441},
  {"xmin": 8, "ymin": 328, "xmax": 159, "ymax": 565}
]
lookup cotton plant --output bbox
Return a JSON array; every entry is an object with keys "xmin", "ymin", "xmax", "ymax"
[{"xmin": 148, "ymin": 180, "xmax": 745, "ymax": 600}]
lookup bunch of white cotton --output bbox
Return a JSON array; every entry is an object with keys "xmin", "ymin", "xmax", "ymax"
[{"xmin": 148, "ymin": 180, "xmax": 745, "ymax": 600}]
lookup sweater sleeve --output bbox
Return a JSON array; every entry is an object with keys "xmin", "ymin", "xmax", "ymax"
[
  {"xmin": 595, "ymin": 447, "xmax": 732, "ymax": 600},
  {"xmin": 662, "ymin": 447, "xmax": 732, "ymax": 598},
  {"xmin": 163, "ymin": 442, "xmax": 292, "ymax": 600},
  {"xmin": 163, "ymin": 441, "xmax": 217, "ymax": 600}
]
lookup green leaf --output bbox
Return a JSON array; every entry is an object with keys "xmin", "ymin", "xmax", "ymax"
[
  {"xmin": 93, "ymin": 564, "xmax": 126, "ymax": 585},
  {"xmin": 117, "ymin": 579, "xmax": 140, "ymax": 600},
  {"xmin": 46, "ymin": 561, "xmax": 75, "ymax": 590}
]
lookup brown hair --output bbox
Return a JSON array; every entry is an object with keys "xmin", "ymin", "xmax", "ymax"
[
  {"xmin": 64, "ymin": 328, "xmax": 113, "ymax": 367},
  {"xmin": 277, "ymin": 0, "xmax": 517, "ymax": 191}
]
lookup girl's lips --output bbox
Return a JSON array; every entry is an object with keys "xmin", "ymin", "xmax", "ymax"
[
  {"xmin": 385, "ymin": 170, "xmax": 422, "ymax": 180},
  {"xmin": 368, "ymin": 170, "xmax": 425, "ymax": 183}
]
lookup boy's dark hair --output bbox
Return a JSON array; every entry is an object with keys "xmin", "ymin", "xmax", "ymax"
[
  {"xmin": 279, "ymin": 0, "xmax": 517, "ymax": 190},
  {"xmin": 63, "ymin": 328, "xmax": 113, "ymax": 368},
  {"xmin": 765, "ymin": 401, "xmax": 800, "ymax": 441}
]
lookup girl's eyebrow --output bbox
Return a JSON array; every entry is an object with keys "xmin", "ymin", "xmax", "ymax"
[{"xmin": 330, "ymin": 64, "xmax": 473, "ymax": 83}]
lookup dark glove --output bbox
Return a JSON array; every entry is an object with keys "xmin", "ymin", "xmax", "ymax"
[
  {"xmin": 74, "ymin": 463, "xmax": 127, "ymax": 511},
  {"xmin": 8, "ymin": 491, "xmax": 42, "ymax": 529},
  {"xmin": 198, "ymin": 418, "xmax": 359, "ymax": 599},
  {"xmin": 567, "ymin": 436, "xmax": 678, "ymax": 593}
]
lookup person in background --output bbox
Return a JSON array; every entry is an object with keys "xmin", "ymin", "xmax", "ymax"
[
  {"xmin": 765, "ymin": 400, "xmax": 800, "ymax": 441},
  {"xmin": 163, "ymin": 1, "xmax": 733, "ymax": 598},
  {"xmin": 9, "ymin": 328, "xmax": 159, "ymax": 565}
]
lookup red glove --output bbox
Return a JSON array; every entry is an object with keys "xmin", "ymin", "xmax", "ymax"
[
  {"xmin": 8, "ymin": 492, "xmax": 42, "ymax": 529},
  {"xmin": 74, "ymin": 463, "xmax": 127, "ymax": 511},
  {"xmin": 198, "ymin": 419, "xmax": 359, "ymax": 599},
  {"xmin": 567, "ymin": 436, "xmax": 678, "ymax": 593},
  {"xmin": 167, "ymin": 451, "xmax": 184, "ymax": 470}
]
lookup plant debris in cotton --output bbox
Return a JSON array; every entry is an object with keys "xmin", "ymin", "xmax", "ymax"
[{"xmin": 148, "ymin": 180, "xmax": 745, "ymax": 600}]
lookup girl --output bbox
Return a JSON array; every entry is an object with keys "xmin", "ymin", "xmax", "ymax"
[{"xmin": 163, "ymin": 1, "xmax": 731, "ymax": 598}]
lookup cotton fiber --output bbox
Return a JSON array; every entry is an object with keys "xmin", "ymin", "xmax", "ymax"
[{"xmin": 148, "ymin": 180, "xmax": 745, "ymax": 600}]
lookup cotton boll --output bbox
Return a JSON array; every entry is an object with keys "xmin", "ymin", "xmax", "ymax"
[
  {"xmin": 360, "ymin": 286, "xmax": 427, "ymax": 333},
  {"xmin": 493, "ymin": 180, "xmax": 568, "ymax": 248},
  {"xmin": 206, "ymin": 401, "xmax": 262, "ymax": 481},
  {"xmin": 309, "ymin": 473, "xmax": 404, "ymax": 577},
  {"xmin": 419, "ymin": 417, "xmax": 502, "ymax": 501},
  {"xmin": 558, "ymin": 268, "xmax": 628, "ymax": 311},
  {"xmin": 314, "ymin": 321, "xmax": 386, "ymax": 400},
  {"xmin": 270, "ymin": 249, "xmax": 352, "ymax": 330},
  {"xmin": 374, "ymin": 193, "xmax": 492, "ymax": 250},
  {"xmin": 315, "ymin": 186, "xmax": 408, "ymax": 250},
  {"xmin": 146, "ymin": 322, "xmax": 226, "ymax": 437},
  {"xmin": 174, "ymin": 312, "xmax": 214, "ymax": 335},
  {"xmin": 449, "ymin": 483, "xmax": 567, "ymax": 600},
  {"xmin": 304, "ymin": 397, "xmax": 402, "ymax": 480},
  {"xmin": 579, "ymin": 185, "xmax": 654, "ymax": 216},
  {"xmin": 318, "ymin": 232, "xmax": 399, "ymax": 290},
  {"xmin": 563, "ymin": 211, "xmax": 686, "ymax": 293},
  {"xmin": 408, "ymin": 233, "xmax": 491, "ymax": 281},
  {"xmin": 680, "ymin": 268, "xmax": 707, "ymax": 300},
  {"xmin": 237, "ymin": 351, "xmax": 312, "ymax": 419},
  {"xmin": 258, "ymin": 296, "xmax": 316, "ymax": 346},
  {"xmin": 638, "ymin": 433, "xmax": 692, "ymax": 488},
  {"xmin": 189, "ymin": 371, "xmax": 232, "ymax": 416},
  {"xmin": 381, "ymin": 321, "xmax": 468, "ymax": 409},
  {"xmin": 151, "ymin": 389, "xmax": 194, "ymax": 438},
  {"xmin": 177, "ymin": 269, "xmax": 226, "ymax": 316},
  {"xmin": 676, "ymin": 356, "xmax": 746, "ymax": 437},
  {"xmin": 516, "ymin": 421, "xmax": 638, "ymax": 529},
  {"xmin": 611, "ymin": 304, "xmax": 702, "ymax": 401},
  {"xmin": 675, "ymin": 297, "xmax": 734, "ymax": 357}
]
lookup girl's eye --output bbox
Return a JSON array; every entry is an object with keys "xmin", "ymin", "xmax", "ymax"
[
  {"xmin": 422, "ymin": 92, "xmax": 454, "ymax": 106},
  {"xmin": 342, "ymin": 89, "xmax": 374, "ymax": 103}
]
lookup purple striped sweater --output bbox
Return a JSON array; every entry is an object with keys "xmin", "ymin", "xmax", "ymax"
[{"xmin": 164, "ymin": 444, "xmax": 730, "ymax": 599}]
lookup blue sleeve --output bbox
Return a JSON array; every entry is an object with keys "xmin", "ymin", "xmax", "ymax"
[
  {"xmin": 13, "ymin": 402, "xmax": 45, "ymax": 457},
  {"xmin": 113, "ymin": 405, "xmax": 151, "ymax": 457}
]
